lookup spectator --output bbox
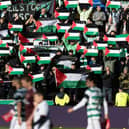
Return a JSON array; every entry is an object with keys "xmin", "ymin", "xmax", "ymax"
[
  {"xmin": 102, "ymin": 66, "xmax": 113, "ymax": 104},
  {"xmin": 77, "ymin": 4, "xmax": 93, "ymax": 23},
  {"xmin": 119, "ymin": 67, "xmax": 129, "ymax": 93},
  {"xmin": 55, "ymin": 87, "xmax": 70, "ymax": 106},
  {"xmin": 92, "ymin": 6, "xmax": 106, "ymax": 35},
  {"xmin": 115, "ymin": 87, "xmax": 129, "ymax": 107}
]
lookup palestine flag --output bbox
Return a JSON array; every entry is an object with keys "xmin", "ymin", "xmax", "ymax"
[
  {"xmin": 8, "ymin": 66, "xmax": 24, "ymax": 75},
  {"xmin": 0, "ymin": 38, "xmax": 12, "ymax": 47},
  {"xmin": 20, "ymin": 55, "xmax": 36, "ymax": 64},
  {"xmin": 83, "ymin": 48, "xmax": 98, "ymax": 56},
  {"xmin": 42, "ymin": 33, "xmax": 58, "ymax": 42},
  {"xmin": 29, "ymin": 73, "xmax": 44, "ymax": 82},
  {"xmin": 18, "ymin": 32, "xmax": 42, "ymax": 43},
  {"xmin": 105, "ymin": 48, "xmax": 121, "ymax": 57},
  {"xmin": 8, "ymin": 23, "xmax": 23, "ymax": 32},
  {"xmin": 0, "ymin": 47, "xmax": 10, "ymax": 56},
  {"xmin": 86, "ymin": 65, "xmax": 102, "ymax": 74},
  {"xmin": 64, "ymin": 0, "xmax": 78, "ymax": 8},
  {"xmin": 76, "ymin": 44, "xmax": 86, "ymax": 53},
  {"xmin": 55, "ymin": 10, "xmax": 70, "ymax": 20},
  {"xmin": 56, "ymin": 23, "xmax": 71, "ymax": 33},
  {"xmin": 37, "ymin": 56, "xmax": 52, "ymax": 64},
  {"xmin": 19, "ymin": 43, "xmax": 34, "ymax": 53},
  {"xmin": 79, "ymin": 0, "xmax": 93, "ymax": 6},
  {"xmin": 64, "ymin": 31, "xmax": 80, "ymax": 40},
  {"xmin": 55, "ymin": 68, "xmax": 87, "ymax": 88},
  {"xmin": 0, "ymin": 0, "xmax": 11, "ymax": 10},
  {"xmin": 93, "ymin": 41, "xmax": 108, "ymax": 50},
  {"xmin": 116, "ymin": 34, "xmax": 129, "ymax": 42},
  {"xmin": 56, "ymin": 56, "xmax": 76, "ymax": 69},
  {"xmin": 106, "ymin": 1, "xmax": 121, "ymax": 9},
  {"xmin": 72, "ymin": 21, "xmax": 85, "ymax": 31},
  {"xmin": 36, "ymin": 18, "xmax": 58, "ymax": 32},
  {"xmin": 103, "ymin": 35, "xmax": 116, "ymax": 45},
  {"xmin": 84, "ymin": 26, "xmax": 99, "ymax": 36}
]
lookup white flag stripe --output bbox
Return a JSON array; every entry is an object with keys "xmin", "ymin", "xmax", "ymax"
[
  {"xmin": 25, "ymin": 56, "xmax": 35, "ymax": 60},
  {"xmin": 91, "ymin": 67, "xmax": 102, "ymax": 71},
  {"xmin": 33, "ymin": 74, "xmax": 43, "ymax": 78},
  {"xmin": 97, "ymin": 44, "xmax": 108, "ymax": 47},
  {"xmin": 67, "ymin": 1, "xmax": 78, "ymax": 4},
  {"xmin": 0, "ymin": 1, "xmax": 11, "ymax": 5},
  {"xmin": 88, "ymin": 28, "xmax": 98, "ymax": 32},
  {"xmin": 39, "ymin": 57, "xmax": 51, "ymax": 60},
  {"xmin": 69, "ymin": 33, "xmax": 80, "ymax": 37},
  {"xmin": 0, "ymin": 51, "xmax": 9, "ymax": 54},
  {"xmin": 1, "ymin": 40, "xmax": 12, "ymax": 43},
  {"xmin": 58, "ymin": 12, "xmax": 70, "ymax": 16},
  {"xmin": 58, "ymin": 26, "xmax": 71, "ymax": 30},
  {"xmin": 109, "ymin": 50, "xmax": 120, "ymax": 54},
  {"xmin": 79, "ymin": 0, "xmax": 90, "ymax": 3},
  {"xmin": 12, "ymin": 68, "xmax": 24, "ymax": 72},
  {"xmin": 65, "ymin": 73, "xmax": 82, "ymax": 81},
  {"xmin": 109, "ymin": 1, "xmax": 121, "ymax": 5},
  {"xmin": 88, "ymin": 49, "xmax": 98, "ymax": 53}
]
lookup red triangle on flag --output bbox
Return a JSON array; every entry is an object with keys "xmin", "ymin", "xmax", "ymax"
[
  {"xmin": 8, "ymin": 66, "xmax": 13, "ymax": 74},
  {"xmin": 64, "ymin": 0, "xmax": 69, "ymax": 7},
  {"xmin": 106, "ymin": 0, "xmax": 111, "ymax": 7},
  {"xmin": 0, "ymin": 39, "xmax": 3, "ymax": 45},
  {"xmin": 64, "ymin": 31, "xmax": 69, "ymax": 39},
  {"xmin": 36, "ymin": 21, "xmax": 42, "ymax": 31},
  {"xmin": 105, "ymin": 47, "xmax": 110, "ymax": 56},
  {"xmin": 6, "ymin": 44, "xmax": 9, "ymax": 48},
  {"xmin": 18, "ymin": 33, "xmax": 30, "ymax": 43},
  {"xmin": 76, "ymin": 44, "xmax": 81, "ymax": 52},
  {"xmin": 88, "ymin": 0, "xmax": 93, "ymax": 6},
  {"xmin": 55, "ymin": 10, "xmax": 59, "ymax": 18},
  {"xmin": 0, "ymin": 3, "xmax": 1, "ymax": 6},
  {"xmin": 55, "ymin": 68, "xmax": 67, "ymax": 87},
  {"xmin": 86, "ymin": 65, "xmax": 91, "ymax": 70},
  {"xmin": 83, "ymin": 48, "xmax": 88, "ymax": 55},
  {"xmin": 8, "ymin": 23, "xmax": 13, "ymax": 30},
  {"xmin": 84, "ymin": 26, "xmax": 88, "ymax": 34},
  {"xmin": 104, "ymin": 35, "xmax": 108, "ymax": 41},
  {"xmin": 126, "ymin": 35, "xmax": 129, "ymax": 42},
  {"xmin": 28, "ymin": 73, "xmax": 34, "ymax": 79},
  {"xmin": 1, "ymin": 110, "xmax": 14, "ymax": 122},
  {"xmin": 43, "ymin": 34, "xmax": 47, "ymax": 39},
  {"xmin": 19, "ymin": 44, "xmax": 24, "ymax": 52},
  {"xmin": 56, "ymin": 24, "xmax": 61, "ymax": 30},
  {"xmin": 93, "ymin": 41, "xmax": 98, "ymax": 47},
  {"xmin": 37, "ymin": 56, "xmax": 40, "ymax": 61},
  {"xmin": 72, "ymin": 21, "xmax": 76, "ymax": 29},
  {"xmin": 20, "ymin": 55, "xmax": 25, "ymax": 63}
]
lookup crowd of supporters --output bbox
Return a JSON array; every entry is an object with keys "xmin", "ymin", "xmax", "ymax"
[{"xmin": 0, "ymin": 0, "xmax": 129, "ymax": 107}]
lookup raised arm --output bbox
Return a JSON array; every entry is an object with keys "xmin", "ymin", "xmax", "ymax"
[{"xmin": 103, "ymin": 98, "xmax": 108, "ymax": 119}]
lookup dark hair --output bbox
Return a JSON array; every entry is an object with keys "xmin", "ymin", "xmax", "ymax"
[
  {"xmin": 34, "ymin": 91, "xmax": 44, "ymax": 97},
  {"xmin": 21, "ymin": 75, "xmax": 32, "ymax": 83},
  {"xmin": 86, "ymin": 72, "xmax": 97, "ymax": 84}
]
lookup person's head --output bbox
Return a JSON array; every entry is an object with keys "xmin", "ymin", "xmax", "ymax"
[
  {"xmin": 56, "ymin": 50, "xmax": 62, "ymax": 56},
  {"xmin": 60, "ymin": 87, "xmax": 64, "ymax": 93},
  {"xmin": 21, "ymin": 76, "xmax": 32, "ymax": 89},
  {"xmin": 86, "ymin": 73, "xmax": 96, "ymax": 88},
  {"xmin": 87, "ymin": 18, "xmax": 93, "ymax": 24},
  {"xmin": 123, "ymin": 67, "xmax": 128, "ymax": 74},
  {"xmin": 0, "ymin": 17, "xmax": 4, "ymax": 24},
  {"xmin": 112, "ymin": 8, "xmax": 116, "ymax": 12},
  {"xmin": 119, "ymin": 87, "xmax": 123, "ymax": 92},
  {"xmin": 12, "ymin": 77, "xmax": 21, "ymax": 89},
  {"xmin": 106, "ymin": 66, "xmax": 110, "ymax": 72},
  {"xmin": 34, "ymin": 92, "xmax": 44, "ymax": 104},
  {"xmin": 27, "ymin": 63, "xmax": 31, "ymax": 69},
  {"xmin": 110, "ymin": 31, "xmax": 116, "ymax": 36},
  {"xmin": 41, "ymin": 8, "xmax": 46, "ymax": 15},
  {"xmin": 91, "ymin": 57, "xmax": 96, "ymax": 61},
  {"xmin": 70, "ymin": 40, "xmax": 75, "ymax": 45},
  {"xmin": 82, "ymin": 8, "xmax": 87, "ymax": 12},
  {"xmin": 40, "ymin": 65, "xmax": 45, "ymax": 71},
  {"xmin": 71, "ymin": 64, "xmax": 76, "ymax": 70},
  {"xmin": 68, "ymin": 50, "xmax": 73, "ymax": 56},
  {"xmin": 97, "ymin": 6, "xmax": 101, "ymax": 12}
]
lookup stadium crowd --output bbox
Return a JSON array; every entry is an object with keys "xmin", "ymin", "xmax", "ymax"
[{"xmin": 0, "ymin": 0, "xmax": 128, "ymax": 107}]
